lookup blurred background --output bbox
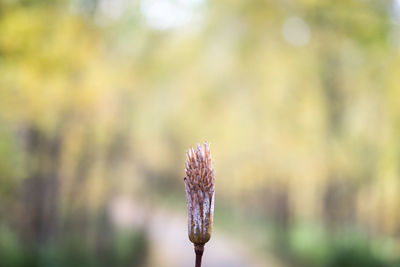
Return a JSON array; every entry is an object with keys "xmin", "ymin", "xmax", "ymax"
[{"xmin": 1, "ymin": 0, "xmax": 400, "ymax": 266}]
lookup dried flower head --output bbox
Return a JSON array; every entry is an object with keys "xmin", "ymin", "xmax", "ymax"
[{"xmin": 184, "ymin": 142, "xmax": 215, "ymax": 246}]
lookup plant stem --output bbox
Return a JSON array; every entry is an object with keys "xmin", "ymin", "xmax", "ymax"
[{"xmin": 194, "ymin": 244, "xmax": 204, "ymax": 267}]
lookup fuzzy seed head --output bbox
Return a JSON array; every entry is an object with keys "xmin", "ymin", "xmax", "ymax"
[{"xmin": 184, "ymin": 142, "xmax": 215, "ymax": 245}]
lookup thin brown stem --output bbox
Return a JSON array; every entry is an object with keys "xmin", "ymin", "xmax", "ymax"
[{"xmin": 194, "ymin": 244, "xmax": 204, "ymax": 267}]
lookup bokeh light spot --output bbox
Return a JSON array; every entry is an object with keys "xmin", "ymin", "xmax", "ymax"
[
  {"xmin": 140, "ymin": 0, "xmax": 204, "ymax": 30},
  {"xmin": 281, "ymin": 16, "xmax": 311, "ymax": 46}
]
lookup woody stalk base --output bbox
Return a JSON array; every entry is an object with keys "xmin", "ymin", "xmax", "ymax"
[{"xmin": 195, "ymin": 244, "xmax": 204, "ymax": 267}]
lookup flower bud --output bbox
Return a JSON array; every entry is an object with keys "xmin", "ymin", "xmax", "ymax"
[{"xmin": 184, "ymin": 142, "xmax": 215, "ymax": 245}]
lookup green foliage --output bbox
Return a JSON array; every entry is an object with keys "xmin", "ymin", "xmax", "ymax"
[
  {"xmin": 287, "ymin": 224, "xmax": 399, "ymax": 267},
  {"xmin": 324, "ymin": 246, "xmax": 388, "ymax": 267},
  {"xmin": 0, "ymin": 226, "xmax": 24, "ymax": 267},
  {"xmin": 0, "ymin": 228, "xmax": 148, "ymax": 267}
]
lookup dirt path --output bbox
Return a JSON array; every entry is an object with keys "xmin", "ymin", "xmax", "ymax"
[{"xmin": 109, "ymin": 197, "xmax": 284, "ymax": 267}]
